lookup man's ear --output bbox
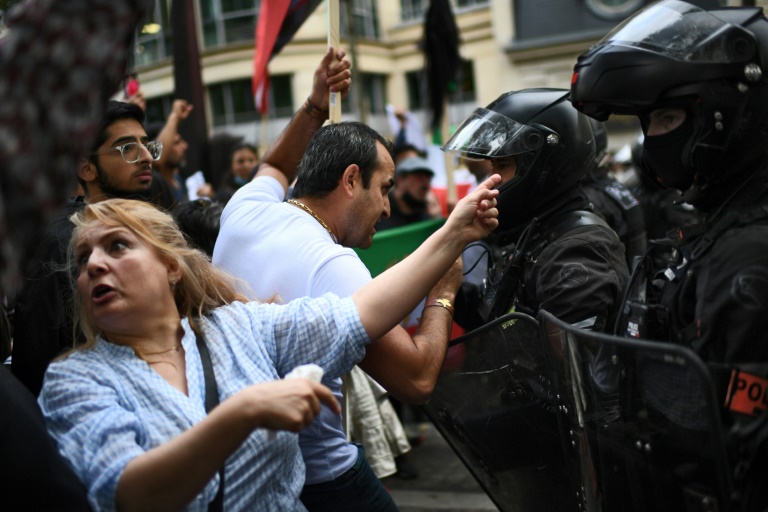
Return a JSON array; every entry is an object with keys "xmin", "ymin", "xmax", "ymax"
[
  {"xmin": 77, "ymin": 157, "xmax": 97, "ymax": 184},
  {"xmin": 340, "ymin": 163, "xmax": 360, "ymax": 199}
]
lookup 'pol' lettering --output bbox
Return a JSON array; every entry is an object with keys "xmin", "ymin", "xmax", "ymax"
[{"xmin": 725, "ymin": 370, "xmax": 768, "ymax": 417}]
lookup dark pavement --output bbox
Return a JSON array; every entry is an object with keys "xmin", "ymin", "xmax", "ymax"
[{"xmin": 381, "ymin": 420, "xmax": 499, "ymax": 512}]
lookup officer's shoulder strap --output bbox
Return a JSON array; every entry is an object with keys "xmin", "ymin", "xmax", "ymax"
[
  {"xmin": 689, "ymin": 203, "xmax": 768, "ymax": 260},
  {"xmin": 528, "ymin": 210, "xmax": 611, "ymax": 258}
]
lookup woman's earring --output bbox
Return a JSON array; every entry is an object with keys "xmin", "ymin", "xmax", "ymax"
[{"xmin": 170, "ymin": 277, "xmax": 177, "ymax": 290}]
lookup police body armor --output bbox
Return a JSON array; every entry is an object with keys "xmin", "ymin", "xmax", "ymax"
[
  {"xmin": 614, "ymin": 204, "xmax": 768, "ymax": 511},
  {"xmin": 427, "ymin": 206, "xmax": 768, "ymax": 511},
  {"xmin": 478, "ymin": 209, "xmax": 611, "ymax": 324}
]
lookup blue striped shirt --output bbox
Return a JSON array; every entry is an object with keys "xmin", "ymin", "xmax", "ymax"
[{"xmin": 39, "ymin": 295, "xmax": 367, "ymax": 512}]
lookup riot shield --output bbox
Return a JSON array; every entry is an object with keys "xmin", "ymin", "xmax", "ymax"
[
  {"xmin": 538, "ymin": 310, "xmax": 732, "ymax": 512},
  {"xmin": 422, "ymin": 313, "xmax": 577, "ymax": 512}
]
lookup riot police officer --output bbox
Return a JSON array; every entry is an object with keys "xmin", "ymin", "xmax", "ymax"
[
  {"xmin": 444, "ymin": 88, "xmax": 628, "ymax": 332},
  {"xmin": 571, "ymin": 1, "xmax": 768, "ymax": 509}
]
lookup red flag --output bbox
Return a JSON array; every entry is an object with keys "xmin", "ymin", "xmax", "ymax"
[{"xmin": 252, "ymin": 0, "xmax": 323, "ymax": 113}]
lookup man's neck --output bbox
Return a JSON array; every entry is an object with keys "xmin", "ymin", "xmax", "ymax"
[
  {"xmin": 291, "ymin": 196, "xmax": 340, "ymax": 243},
  {"xmin": 85, "ymin": 187, "xmax": 151, "ymax": 204}
]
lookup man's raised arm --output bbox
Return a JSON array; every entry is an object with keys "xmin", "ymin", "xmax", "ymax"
[{"xmin": 257, "ymin": 47, "xmax": 351, "ymax": 192}]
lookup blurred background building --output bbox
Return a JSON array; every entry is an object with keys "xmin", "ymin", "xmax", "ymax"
[{"xmin": 2, "ymin": 0, "xmax": 762, "ymax": 152}]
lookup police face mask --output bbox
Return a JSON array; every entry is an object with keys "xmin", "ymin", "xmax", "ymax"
[{"xmin": 643, "ymin": 114, "xmax": 695, "ymax": 191}]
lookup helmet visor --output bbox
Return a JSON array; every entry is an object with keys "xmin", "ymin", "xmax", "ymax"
[
  {"xmin": 442, "ymin": 108, "xmax": 544, "ymax": 159},
  {"xmin": 598, "ymin": 0, "xmax": 748, "ymax": 63}
]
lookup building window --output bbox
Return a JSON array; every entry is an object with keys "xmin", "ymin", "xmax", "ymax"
[
  {"xmin": 270, "ymin": 75, "xmax": 295, "ymax": 118},
  {"xmin": 406, "ymin": 70, "xmax": 424, "ymax": 111},
  {"xmin": 199, "ymin": 0, "xmax": 260, "ymax": 48},
  {"xmin": 449, "ymin": 59, "xmax": 476, "ymax": 104},
  {"xmin": 401, "ymin": 0, "xmax": 426, "ymax": 22},
  {"xmin": 209, "ymin": 75, "xmax": 293, "ymax": 127},
  {"xmin": 132, "ymin": 0, "xmax": 173, "ymax": 67},
  {"xmin": 405, "ymin": 59, "xmax": 475, "ymax": 111},
  {"xmin": 401, "ymin": 0, "xmax": 487, "ymax": 23},
  {"xmin": 584, "ymin": 0, "xmax": 644, "ymax": 20},
  {"xmin": 341, "ymin": 0, "xmax": 380, "ymax": 39},
  {"xmin": 145, "ymin": 95, "xmax": 174, "ymax": 126},
  {"xmin": 455, "ymin": 0, "xmax": 489, "ymax": 8},
  {"xmin": 361, "ymin": 73, "xmax": 388, "ymax": 114},
  {"xmin": 342, "ymin": 73, "xmax": 387, "ymax": 116}
]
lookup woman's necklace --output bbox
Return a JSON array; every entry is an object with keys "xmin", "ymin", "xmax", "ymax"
[
  {"xmin": 135, "ymin": 345, "xmax": 182, "ymax": 357},
  {"xmin": 287, "ymin": 199, "xmax": 338, "ymax": 243},
  {"xmin": 134, "ymin": 345, "xmax": 182, "ymax": 370}
]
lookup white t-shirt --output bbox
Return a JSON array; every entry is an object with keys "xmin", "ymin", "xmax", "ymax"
[
  {"xmin": 213, "ymin": 176, "xmax": 370, "ymax": 484},
  {"xmin": 214, "ymin": 177, "xmax": 371, "ymax": 301}
]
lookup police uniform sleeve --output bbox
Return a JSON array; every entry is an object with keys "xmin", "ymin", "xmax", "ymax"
[{"xmin": 530, "ymin": 226, "xmax": 628, "ymax": 332}]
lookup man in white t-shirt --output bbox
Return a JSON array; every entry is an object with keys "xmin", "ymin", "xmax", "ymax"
[{"xmin": 214, "ymin": 80, "xmax": 461, "ymax": 512}]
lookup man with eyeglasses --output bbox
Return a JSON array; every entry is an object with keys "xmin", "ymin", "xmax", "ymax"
[
  {"xmin": 78, "ymin": 102, "xmax": 162, "ymax": 202},
  {"xmin": 11, "ymin": 100, "xmax": 164, "ymax": 396}
]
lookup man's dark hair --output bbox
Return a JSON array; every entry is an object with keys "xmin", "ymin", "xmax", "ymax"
[
  {"xmin": 292, "ymin": 121, "xmax": 393, "ymax": 199},
  {"xmin": 78, "ymin": 101, "xmax": 146, "ymax": 192},
  {"xmin": 172, "ymin": 199, "xmax": 225, "ymax": 257},
  {"xmin": 144, "ymin": 121, "xmax": 164, "ymax": 142},
  {"xmin": 90, "ymin": 101, "xmax": 146, "ymax": 154}
]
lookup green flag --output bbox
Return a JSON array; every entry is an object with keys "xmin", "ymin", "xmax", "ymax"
[{"xmin": 355, "ymin": 218, "xmax": 445, "ymax": 277}]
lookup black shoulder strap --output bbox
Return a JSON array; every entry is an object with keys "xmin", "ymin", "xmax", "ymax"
[
  {"xmin": 194, "ymin": 328, "xmax": 225, "ymax": 512},
  {"xmin": 529, "ymin": 209, "xmax": 611, "ymax": 258},
  {"xmin": 689, "ymin": 204, "xmax": 768, "ymax": 260},
  {"xmin": 482, "ymin": 210, "xmax": 611, "ymax": 321}
]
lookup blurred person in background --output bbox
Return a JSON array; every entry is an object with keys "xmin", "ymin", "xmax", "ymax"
[{"xmin": 215, "ymin": 142, "xmax": 259, "ymax": 204}]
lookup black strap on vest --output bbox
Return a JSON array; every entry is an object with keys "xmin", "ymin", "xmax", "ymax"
[
  {"xmin": 527, "ymin": 209, "xmax": 610, "ymax": 256},
  {"xmin": 685, "ymin": 203, "xmax": 768, "ymax": 261},
  {"xmin": 195, "ymin": 329, "xmax": 225, "ymax": 512},
  {"xmin": 481, "ymin": 210, "xmax": 611, "ymax": 321}
]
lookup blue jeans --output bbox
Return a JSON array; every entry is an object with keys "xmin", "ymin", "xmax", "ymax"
[{"xmin": 300, "ymin": 444, "xmax": 400, "ymax": 512}]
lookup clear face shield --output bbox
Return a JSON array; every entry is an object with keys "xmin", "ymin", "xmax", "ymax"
[
  {"xmin": 442, "ymin": 108, "xmax": 545, "ymax": 159},
  {"xmin": 597, "ymin": 0, "xmax": 751, "ymax": 64}
]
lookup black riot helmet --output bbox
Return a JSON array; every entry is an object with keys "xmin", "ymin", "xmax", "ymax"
[
  {"xmin": 443, "ymin": 88, "xmax": 595, "ymax": 232},
  {"xmin": 571, "ymin": 0, "xmax": 768, "ymax": 209}
]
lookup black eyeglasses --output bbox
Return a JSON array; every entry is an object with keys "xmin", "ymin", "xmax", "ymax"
[{"xmin": 90, "ymin": 141, "xmax": 163, "ymax": 163}]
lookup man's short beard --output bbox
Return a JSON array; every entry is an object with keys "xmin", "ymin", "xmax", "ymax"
[
  {"xmin": 402, "ymin": 190, "xmax": 428, "ymax": 211},
  {"xmin": 94, "ymin": 161, "xmax": 151, "ymax": 201}
]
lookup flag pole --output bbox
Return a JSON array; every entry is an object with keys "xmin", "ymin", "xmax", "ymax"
[
  {"xmin": 260, "ymin": 111, "xmax": 269, "ymax": 157},
  {"xmin": 326, "ymin": 0, "xmax": 348, "ymax": 439},
  {"xmin": 441, "ymin": 99, "xmax": 456, "ymax": 211},
  {"xmin": 327, "ymin": 0, "xmax": 342, "ymax": 123}
]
